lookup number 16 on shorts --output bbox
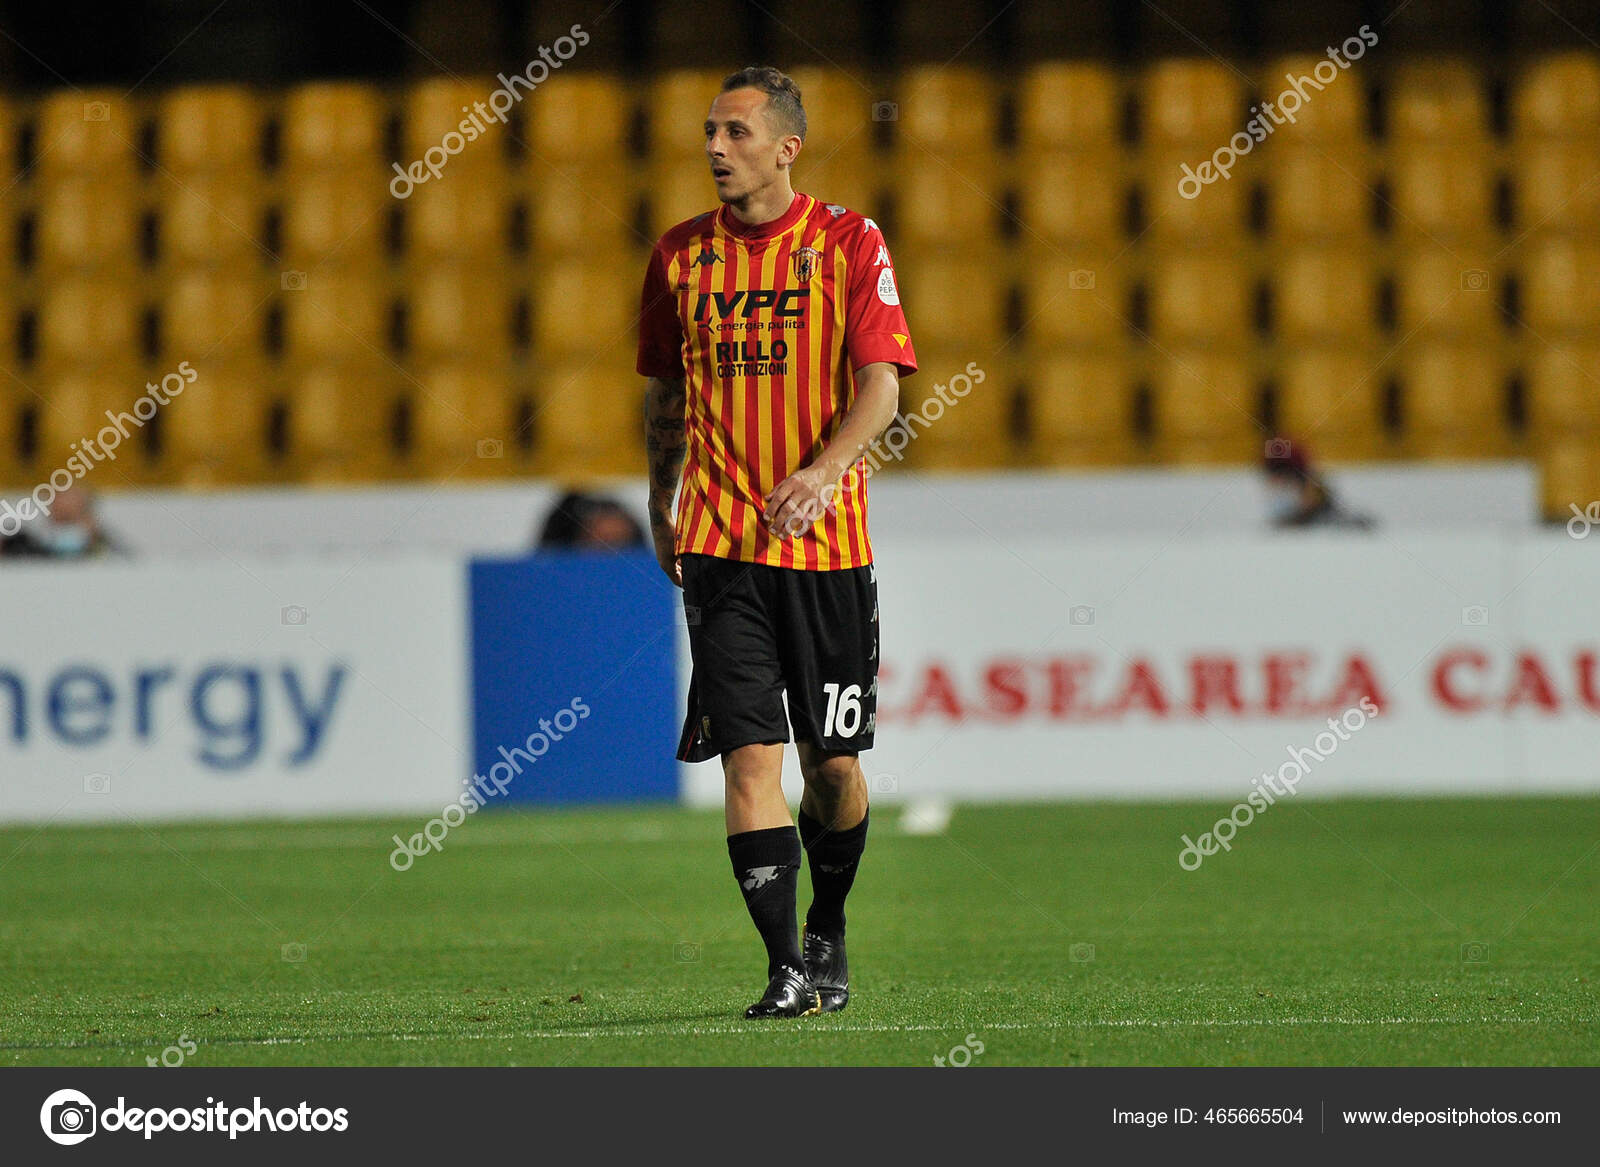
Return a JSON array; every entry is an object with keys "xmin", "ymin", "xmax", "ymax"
[{"xmin": 822, "ymin": 682, "xmax": 865, "ymax": 737}]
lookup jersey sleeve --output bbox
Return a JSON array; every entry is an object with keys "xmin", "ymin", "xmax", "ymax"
[
  {"xmin": 842, "ymin": 218, "xmax": 918, "ymax": 377},
  {"xmin": 636, "ymin": 244, "xmax": 685, "ymax": 379}
]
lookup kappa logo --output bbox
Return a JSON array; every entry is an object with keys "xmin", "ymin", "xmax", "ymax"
[
  {"xmin": 741, "ymin": 865, "xmax": 781, "ymax": 890},
  {"xmin": 874, "ymin": 244, "xmax": 891, "ymax": 267},
  {"xmin": 862, "ymin": 218, "xmax": 878, "ymax": 232},
  {"xmin": 825, "ymin": 203, "xmax": 846, "ymax": 217},
  {"xmin": 692, "ymin": 245, "xmax": 723, "ymax": 268}
]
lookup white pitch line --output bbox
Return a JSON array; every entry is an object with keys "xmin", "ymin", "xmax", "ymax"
[
  {"xmin": 8, "ymin": 1015, "xmax": 1556, "ymax": 1054},
  {"xmin": 238, "ymin": 1016, "xmax": 1558, "ymax": 1043}
]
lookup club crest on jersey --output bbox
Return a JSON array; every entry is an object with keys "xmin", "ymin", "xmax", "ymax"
[{"xmin": 791, "ymin": 245, "xmax": 822, "ymax": 283}]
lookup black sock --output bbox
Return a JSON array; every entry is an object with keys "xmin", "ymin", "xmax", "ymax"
[
  {"xmin": 797, "ymin": 808, "xmax": 869, "ymax": 935},
  {"xmin": 727, "ymin": 826, "xmax": 803, "ymax": 978}
]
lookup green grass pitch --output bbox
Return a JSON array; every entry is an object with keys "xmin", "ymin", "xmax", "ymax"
[{"xmin": 2, "ymin": 796, "xmax": 1597, "ymax": 1066}]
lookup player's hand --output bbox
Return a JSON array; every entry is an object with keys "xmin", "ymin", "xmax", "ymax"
[
  {"xmin": 650, "ymin": 518, "xmax": 682, "ymax": 587},
  {"xmin": 764, "ymin": 465, "xmax": 833, "ymax": 539}
]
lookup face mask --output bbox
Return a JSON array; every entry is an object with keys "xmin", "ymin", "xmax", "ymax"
[
  {"xmin": 43, "ymin": 522, "xmax": 91, "ymax": 554},
  {"xmin": 1267, "ymin": 483, "xmax": 1300, "ymax": 521}
]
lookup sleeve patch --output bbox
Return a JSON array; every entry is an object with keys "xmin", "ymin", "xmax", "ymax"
[{"xmin": 877, "ymin": 268, "xmax": 899, "ymax": 305}]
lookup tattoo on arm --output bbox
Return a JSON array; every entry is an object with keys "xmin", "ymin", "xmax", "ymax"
[{"xmin": 642, "ymin": 377, "xmax": 687, "ymax": 524}]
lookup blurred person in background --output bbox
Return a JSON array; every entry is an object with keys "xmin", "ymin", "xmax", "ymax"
[
  {"xmin": 1263, "ymin": 438, "xmax": 1374, "ymax": 530},
  {"xmin": 0, "ymin": 485, "xmax": 123, "ymax": 559},
  {"xmin": 535, "ymin": 490, "xmax": 646, "ymax": 551}
]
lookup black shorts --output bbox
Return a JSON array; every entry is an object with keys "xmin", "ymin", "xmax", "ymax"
[{"xmin": 676, "ymin": 552, "xmax": 879, "ymax": 762}]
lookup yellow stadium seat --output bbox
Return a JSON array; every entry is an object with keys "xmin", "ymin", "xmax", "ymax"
[
  {"xmin": 1275, "ymin": 346, "xmax": 1387, "ymax": 461},
  {"xmin": 1539, "ymin": 438, "xmax": 1600, "ymax": 521},
  {"xmin": 406, "ymin": 265, "xmax": 514, "ymax": 359},
  {"xmin": 157, "ymin": 86, "xmax": 262, "ymax": 172},
  {"xmin": 409, "ymin": 363, "xmax": 517, "ymax": 478},
  {"xmin": 1272, "ymin": 247, "xmax": 1380, "ymax": 342},
  {"xmin": 533, "ymin": 352, "xmax": 643, "ymax": 476},
  {"xmin": 34, "ymin": 90, "xmax": 137, "ymax": 179},
  {"xmin": 279, "ymin": 172, "xmax": 388, "ymax": 266},
  {"xmin": 34, "ymin": 176, "xmax": 140, "ymax": 273},
  {"xmin": 1521, "ymin": 238, "xmax": 1600, "ymax": 333},
  {"xmin": 1388, "ymin": 145, "xmax": 1495, "ymax": 237},
  {"xmin": 0, "ymin": 95, "xmax": 15, "ymax": 181},
  {"xmin": 159, "ymin": 358, "xmax": 272, "ymax": 484},
  {"xmin": 530, "ymin": 73, "xmax": 632, "ymax": 160},
  {"xmin": 1028, "ymin": 349, "xmax": 1135, "ymax": 464},
  {"xmin": 1526, "ymin": 344, "xmax": 1600, "ymax": 433},
  {"xmin": 1148, "ymin": 252, "xmax": 1255, "ymax": 345},
  {"xmin": 1264, "ymin": 146, "xmax": 1374, "ymax": 238},
  {"xmin": 893, "ymin": 347, "xmax": 1013, "ymax": 469},
  {"xmin": 287, "ymin": 363, "xmax": 399, "ymax": 481},
  {"xmin": 1018, "ymin": 62, "xmax": 1120, "ymax": 149},
  {"xmin": 1017, "ymin": 150, "xmax": 1124, "ymax": 243},
  {"xmin": 1025, "ymin": 256, "xmax": 1130, "ymax": 347},
  {"xmin": 1393, "ymin": 246, "xmax": 1501, "ymax": 337},
  {"xmin": 1142, "ymin": 149, "xmax": 1252, "ymax": 241},
  {"xmin": 1511, "ymin": 140, "xmax": 1600, "ymax": 232},
  {"xmin": 787, "ymin": 68, "xmax": 875, "ymax": 154},
  {"xmin": 1256, "ymin": 55, "xmax": 1368, "ymax": 141},
  {"xmin": 894, "ymin": 153, "xmax": 1001, "ymax": 247},
  {"xmin": 400, "ymin": 77, "xmax": 505, "ymax": 169},
  {"xmin": 37, "ymin": 279, "xmax": 141, "ymax": 370},
  {"xmin": 36, "ymin": 367, "xmax": 152, "ymax": 488},
  {"xmin": 1140, "ymin": 60, "xmax": 1246, "ymax": 147},
  {"xmin": 533, "ymin": 264, "xmax": 635, "ymax": 354},
  {"xmin": 1398, "ymin": 344, "xmax": 1508, "ymax": 457},
  {"xmin": 1152, "ymin": 350, "xmax": 1257, "ymax": 462},
  {"xmin": 1513, "ymin": 53, "xmax": 1600, "ymax": 138},
  {"xmin": 793, "ymin": 152, "xmax": 878, "ymax": 224},
  {"xmin": 895, "ymin": 67, "xmax": 999, "ymax": 154},
  {"xmin": 401, "ymin": 174, "xmax": 512, "ymax": 260},
  {"xmin": 280, "ymin": 83, "xmax": 387, "ymax": 172},
  {"xmin": 1389, "ymin": 60, "xmax": 1490, "ymax": 141},
  {"xmin": 281, "ymin": 272, "xmax": 388, "ymax": 364},
  {"xmin": 897, "ymin": 253, "xmax": 1007, "ymax": 347},
  {"xmin": 646, "ymin": 161, "xmax": 718, "ymax": 237},
  {"xmin": 157, "ymin": 173, "xmax": 267, "ymax": 268},
  {"xmin": 529, "ymin": 159, "xmax": 641, "ymax": 255},
  {"xmin": 650, "ymin": 70, "xmax": 726, "ymax": 159},
  {"xmin": 162, "ymin": 271, "xmax": 272, "ymax": 356},
  {"xmin": 0, "ymin": 388, "xmax": 23, "ymax": 488}
]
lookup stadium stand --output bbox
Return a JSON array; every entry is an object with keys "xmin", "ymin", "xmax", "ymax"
[{"xmin": 0, "ymin": 44, "xmax": 1595, "ymax": 517}]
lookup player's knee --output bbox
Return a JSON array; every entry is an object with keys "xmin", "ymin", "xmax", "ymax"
[
  {"xmin": 800, "ymin": 750, "xmax": 860, "ymax": 793},
  {"xmin": 722, "ymin": 743, "xmax": 782, "ymax": 797}
]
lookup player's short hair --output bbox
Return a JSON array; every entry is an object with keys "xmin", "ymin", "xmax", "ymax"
[{"xmin": 720, "ymin": 65, "xmax": 806, "ymax": 141}]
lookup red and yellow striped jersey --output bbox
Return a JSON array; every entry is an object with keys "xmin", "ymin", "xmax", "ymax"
[{"xmin": 637, "ymin": 192, "xmax": 917, "ymax": 570}]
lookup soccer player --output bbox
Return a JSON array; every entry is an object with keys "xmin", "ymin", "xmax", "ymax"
[{"xmin": 637, "ymin": 66, "xmax": 917, "ymax": 1018}]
